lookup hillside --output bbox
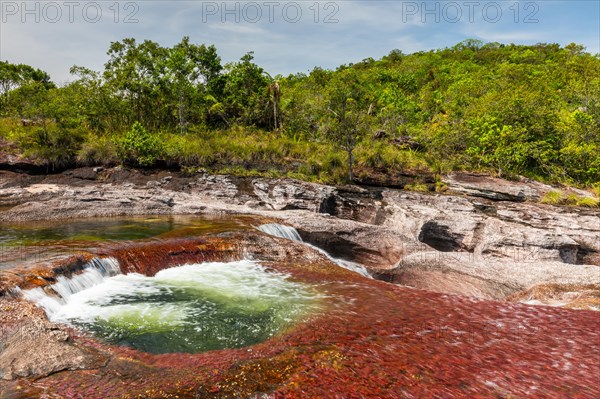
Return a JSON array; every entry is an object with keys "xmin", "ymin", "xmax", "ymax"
[{"xmin": 1, "ymin": 39, "xmax": 599, "ymax": 191}]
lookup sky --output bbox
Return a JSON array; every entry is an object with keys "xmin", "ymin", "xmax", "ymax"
[{"xmin": 1, "ymin": 0, "xmax": 599, "ymax": 84}]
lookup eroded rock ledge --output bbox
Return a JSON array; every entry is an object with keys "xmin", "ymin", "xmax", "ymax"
[
  {"xmin": 1, "ymin": 167, "xmax": 599, "ymax": 307},
  {"xmin": 0, "ymin": 233, "xmax": 336, "ymax": 382}
]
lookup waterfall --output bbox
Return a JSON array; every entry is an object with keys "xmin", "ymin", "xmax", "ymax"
[
  {"xmin": 256, "ymin": 223, "xmax": 371, "ymax": 278},
  {"xmin": 19, "ymin": 259, "xmax": 321, "ymax": 354},
  {"xmin": 256, "ymin": 223, "xmax": 303, "ymax": 241},
  {"xmin": 20, "ymin": 257, "xmax": 121, "ymax": 317}
]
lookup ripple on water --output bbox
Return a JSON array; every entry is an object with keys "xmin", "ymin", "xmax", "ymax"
[
  {"xmin": 28, "ymin": 260, "xmax": 324, "ymax": 354},
  {"xmin": 0, "ymin": 215, "xmax": 254, "ymax": 270}
]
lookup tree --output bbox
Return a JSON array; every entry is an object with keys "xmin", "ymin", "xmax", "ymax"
[
  {"xmin": 103, "ymin": 38, "xmax": 168, "ymax": 128},
  {"xmin": 69, "ymin": 65, "xmax": 123, "ymax": 132},
  {"xmin": 558, "ymin": 110, "xmax": 600, "ymax": 184},
  {"xmin": 327, "ymin": 71, "xmax": 370, "ymax": 181},
  {"xmin": 164, "ymin": 37, "xmax": 223, "ymax": 133},
  {"xmin": 1, "ymin": 40, "xmax": 599, "ymax": 187},
  {"xmin": 222, "ymin": 52, "xmax": 269, "ymax": 126},
  {"xmin": 0, "ymin": 61, "xmax": 53, "ymax": 115},
  {"xmin": 262, "ymin": 71, "xmax": 282, "ymax": 130}
]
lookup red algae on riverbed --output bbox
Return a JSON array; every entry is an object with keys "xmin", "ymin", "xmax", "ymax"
[
  {"xmin": 99, "ymin": 238, "xmax": 239, "ymax": 276},
  {"xmin": 2, "ymin": 234, "xmax": 599, "ymax": 398}
]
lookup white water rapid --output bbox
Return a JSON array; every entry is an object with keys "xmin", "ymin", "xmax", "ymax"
[{"xmin": 256, "ymin": 223, "xmax": 371, "ymax": 278}]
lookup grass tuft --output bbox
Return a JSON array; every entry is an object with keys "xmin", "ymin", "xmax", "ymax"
[
  {"xmin": 576, "ymin": 197, "xmax": 600, "ymax": 208},
  {"xmin": 540, "ymin": 191, "xmax": 564, "ymax": 205}
]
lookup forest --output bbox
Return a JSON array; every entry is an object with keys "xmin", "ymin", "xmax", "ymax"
[{"xmin": 0, "ymin": 38, "xmax": 599, "ymax": 190}]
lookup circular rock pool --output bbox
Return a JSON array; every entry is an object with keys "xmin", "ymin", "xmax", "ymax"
[{"xmin": 35, "ymin": 260, "xmax": 322, "ymax": 354}]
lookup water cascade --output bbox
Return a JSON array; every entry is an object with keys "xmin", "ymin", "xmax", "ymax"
[
  {"xmin": 21, "ymin": 258, "xmax": 321, "ymax": 354},
  {"xmin": 256, "ymin": 223, "xmax": 371, "ymax": 278},
  {"xmin": 20, "ymin": 257, "xmax": 121, "ymax": 316}
]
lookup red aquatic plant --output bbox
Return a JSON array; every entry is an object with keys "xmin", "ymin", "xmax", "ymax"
[{"xmin": 3, "ymin": 234, "xmax": 599, "ymax": 398}]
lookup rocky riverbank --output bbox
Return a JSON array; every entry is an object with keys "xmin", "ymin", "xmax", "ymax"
[
  {"xmin": 1, "ymin": 167, "xmax": 598, "ymax": 308},
  {"xmin": 1, "ymin": 167, "xmax": 599, "ymax": 398},
  {"xmin": 0, "ymin": 232, "xmax": 598, "ymax": 398}
]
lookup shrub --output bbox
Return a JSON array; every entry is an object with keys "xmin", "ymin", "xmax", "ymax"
[
  {"xmin": 539, "ymin": 191, "xmax": 599, "ymax": 208},
  {"xmin": 163, "ymin": 134, "xmax": 215, "ymax": 167},
  {"xmin": 322, "ymin": 152, "xmax": 345, "ymax": 170},
  {"xmin": 564, "ymin": 194, "xmax": 579, "ymax": 205},
  {"xmin": 7, "ymin": 123, "xmax": 84, "ymax": 169},
  {"xmin": 591, "ymin": 183, "xmax": 600, "ymax": 198},
  {"xmin": 0, "ymin": 118, "xmax": 22, "ymax": 140},
  {"xmin": 435, "ymin": 180, "xmax": 448, "ymax": 193},
  {"xmin": 117, "ymin": 122, "xmax": 162, "ymax": 167},
  {"xmin": 77, "ymin": 134, "xmax": 118, "ymax": 166},
  {"xmin": 356, "ymin": 144, "xmax": 386, "ymax": 169},
  {"xmin": 404, "ymin": 183, "xmax": 430, "ymax": 192}
]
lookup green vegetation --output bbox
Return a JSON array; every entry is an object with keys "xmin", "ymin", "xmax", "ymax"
[
  {"xmin": 576, "ymin": 197, "xmax": 600, "ymax": 207},
  {"xmin": 539, "ymin": 190, "xmax": 599, "ymax": 208},
  {"xmin": 540, "ymin": 191, "xmax": 564, "ymax": 205},
  {"xmin": 404, "ymin": 183, "xmax": 430, "ymax": 192},
  {"xmin": 117, "ymin": 122, "xmax": 161, "ymax": 167},
  {"xmin": 0, "ymin": 38, "xmax": 599, "ymax": 189}
]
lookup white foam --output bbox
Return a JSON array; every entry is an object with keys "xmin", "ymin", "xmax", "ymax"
[
  {"xmin": 21, "ymin": 257, "xmax": 121, "ymax": 316},
  {"xmin": 24, "ymin": 260, "xmax": 319, "ymax": 328},
  {"xmin": 256, "ymin": 223, "xmax": 371, "ymax": 278}
]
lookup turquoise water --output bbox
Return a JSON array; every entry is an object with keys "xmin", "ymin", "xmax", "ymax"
[
  {"xmin": 0, "ymin": 216, "xmax": 250, "ymax": 246},
  {"xmin": 35, "ymin": 260, "xmax": 322, "ymax": 354},
  {"xmin": 9, "ymin": 216, "xmax": 325, "ymax": 354},
  {"xmin": 0, "ymin": 215, "xmax": 251, "ymax": 269}
]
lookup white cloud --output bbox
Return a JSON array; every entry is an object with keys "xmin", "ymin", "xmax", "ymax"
[{"xmin": 1, "ymin": 0, "xmax": 597, "ymax": 83}]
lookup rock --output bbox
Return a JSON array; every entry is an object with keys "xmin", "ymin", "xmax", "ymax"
[
  {"xmin": 378, "ymin": 251, "xmax": 600, "ymax": 300},
  {"xmin": 507, "ymin": 283, "xmax": 600, "ymax": 309},
  {"xmin": 23, "ymin": 184, "xmax": 62, "ymax": 194},
  {"xmin": 418, "ymin": 220, "xmax": 469, "ymax": 252},
  {"xmin": 251, "ymin": 179, "xmax": 329, "ymax": 212},
  {"xmin": 0, "ymin": 167, "xmax": 598, "ymax": 304},
  {"xmin": 286, "ymin": 215, "xmax": 410, "ymax": 268},
  {"xmin": 92, "ymin": 167, "xmax": 104, "ymax": 173},
  {"xmin": 2, "ymin": 234, "xmax": 598, "ymax": 397},
  {"xmin": 146, "ymin": 181, "xmax": 160, "ymax": 188},
  {"xmin": 192, "ymin": 175, "xmax": 239, "ymax": 200},
  {"xmin": 244, "ymin": 200, "xmax": 266, "ymax": 209},
  {"xmin": 159, "ymin": 197, "xmax": 175, "ymax": 207},
  {"xmin": 253, "ymin": 181, "xmax": 269, "ymax": 192},
  {"xmin": 318, "ymin": 193, "xmax": 337, "ymax": 215},
  {"xmin": 68, "ymin": 168, "xmax": 98, "ymax": 180},
  {"xmin": 390, "ymin": 135, "xmax": 423, "ymax": 151},
  {"xmin": 0, "ymin": 140, "xmax": 44, "ymax": 174},
  {"xmin": 442, "ymin": 172, "xmax": 550, "ymax": 201},
  {"xmin": 0, "ymin": 319, "xmax": 107, "ymax": 380}
]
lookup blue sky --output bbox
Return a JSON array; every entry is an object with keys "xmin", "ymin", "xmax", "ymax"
[{"xmin": 1, "ymin": 1, "xmax": 599, "ymax": 84}]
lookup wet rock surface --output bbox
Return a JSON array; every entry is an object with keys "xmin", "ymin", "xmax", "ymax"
[
  {"xmin": 1, "ymin": 167, "xmax": 599, "ymax": 305},
  {"xmin": 0, "ymin": 235, "xmax": 598, "ymax": 398},
  {"xmin": 0, "ymin": 149, "xmax": 600, "ymax": 384},
  {"xmin": 1, "ymin": 167, "xmax": 599, "ymax": 396}
]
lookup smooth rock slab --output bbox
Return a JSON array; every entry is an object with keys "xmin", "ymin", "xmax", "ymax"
[{"xmin": 0, "ymin": 317, "xmax": 107, "ymax": 380}]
